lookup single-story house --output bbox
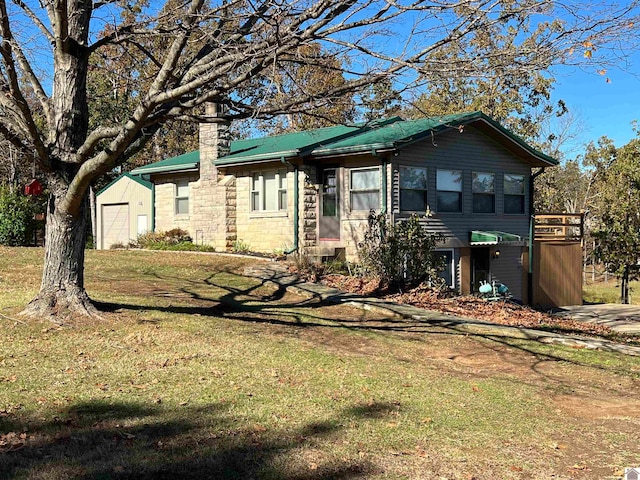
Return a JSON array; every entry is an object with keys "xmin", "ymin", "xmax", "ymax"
[{"xmin": 101, "ymin": 108, "xmax": 561, "ymax": 302}]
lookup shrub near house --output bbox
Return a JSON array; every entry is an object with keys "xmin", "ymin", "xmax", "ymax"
[{"xmin": 0, "ymin": 186, "xmax": 39, "ymax": 246}]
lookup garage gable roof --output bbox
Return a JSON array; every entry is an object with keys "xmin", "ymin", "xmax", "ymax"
[{"xmin": 97, "ymin": 172, "xmax": 153, "ymax": 196}]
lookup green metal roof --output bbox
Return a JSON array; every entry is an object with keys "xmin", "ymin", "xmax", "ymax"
[
  {"xmin": 130, "ymin": 111, "xmax": 557, "ymax": 173},
  {"xmin": 310, "ymin": 112, "xmax": 557, "ymax": 167},
  {"xmin": 310, "ymin": 113, "xmax": 469, "ymax": 155},
  {"xmin": 470, "ymin": 230, "xmax": 522, "ymax": 245},
  {"xmin": 215, "ymin": 123, "xmax": 374, "ymax": 166},
  {"xmin": 131, "ymin": 150, "xmax": 200, "ymax": 175},
  {"xmin": 97, "ymin": 172, "xmax": 153, "ymax": 196}
]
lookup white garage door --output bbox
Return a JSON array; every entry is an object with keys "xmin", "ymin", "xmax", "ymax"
[{"xmin": 102, "ymin": 203, "xmax": 130, "ymax": 249}]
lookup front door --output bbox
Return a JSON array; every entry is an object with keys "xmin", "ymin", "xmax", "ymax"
[
  {"xmin": 471, "ymin": 247, "xmax": 491, "ymax": 292},
  {"xmin": 319, "ymin": 167, "xmax": 340, "ymax": 240}
]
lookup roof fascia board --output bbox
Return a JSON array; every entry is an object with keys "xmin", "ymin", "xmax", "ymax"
[
  {"xmin": 131, "ymin": 163, "xmax": 199, "ymax": 175},
  {"xmin": 312, "ymin": 144, "xmax": 396, "ymax": 157},
  {"xmin": 215, "ymin": 150, "xmax": 299, "ymax": 166}
]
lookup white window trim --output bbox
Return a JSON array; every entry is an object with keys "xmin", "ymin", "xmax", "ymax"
[
  {"xmin": 175, "ymin": 180, "xmax": 189, "ymax": 216},
  {"xmin": 349, "ymin": 166, "xmax": 381, "ymax": 211},
  {"xmin": 250, "ymin": 169, "xmax": 288, "ymax": 212},
  {"xmin": 399, "ymin": 165, "xmax": 428, "ymax": 212}
]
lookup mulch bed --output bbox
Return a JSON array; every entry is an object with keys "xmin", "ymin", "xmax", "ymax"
[{"xmin": 315, "ymin": 273, "xmax": 630, "ymax": 340}]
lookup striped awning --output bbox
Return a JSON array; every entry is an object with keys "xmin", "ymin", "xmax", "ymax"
[{"xmin": 470, "ymin": 230, "xmax": 522, "ymax": 245}]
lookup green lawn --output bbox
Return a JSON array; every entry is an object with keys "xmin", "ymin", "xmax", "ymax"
[
  {"xmin": 1, "ymin": 247, "xmax": 640, "ymax": 479},
  {"xmin": 584, "ymin": 278, "xmax": 640, "ymax": 305}
]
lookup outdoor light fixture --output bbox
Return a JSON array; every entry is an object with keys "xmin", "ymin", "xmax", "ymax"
[{"xmin": 493, "ymin": 249, "xmax": 501, "ymax": 259}]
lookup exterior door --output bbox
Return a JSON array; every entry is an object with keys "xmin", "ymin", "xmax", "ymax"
[
  {"xmin": 319, "ymin": 167, "xmax": 340, "ymax": 240},
  {"xmin": 471, "ymin": 247, "xmax": 491, "ymax": 292},
  {"xmin": 102, "ymin": 203, "xmax": 130, "ymax": 249}
]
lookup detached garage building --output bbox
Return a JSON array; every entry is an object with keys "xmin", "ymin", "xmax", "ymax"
[{"xmin": 96, "ymin": 173, "xmax": 153, "ymax": 249}]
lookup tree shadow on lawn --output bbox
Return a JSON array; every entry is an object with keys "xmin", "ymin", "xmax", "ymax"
[
  {"xmin": 1, "ymin": 398, "xmax": 382, "ymax": 480},
  {"xmin": 95, "ymin": 271, "xmax": 640, "ymax": 381}
]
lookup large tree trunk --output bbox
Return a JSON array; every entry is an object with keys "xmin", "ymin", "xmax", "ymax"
[{"xmin": 21, "ymin": 187, "xmax": 98, "ymax": 321}]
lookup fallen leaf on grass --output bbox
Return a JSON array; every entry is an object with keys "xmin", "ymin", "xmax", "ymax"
[{"xmin": 0, "ymin": 432, "xmax": 27, "ymax": 452}]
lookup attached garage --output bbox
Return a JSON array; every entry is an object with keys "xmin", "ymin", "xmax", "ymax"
[{"xmin": 97, "ymin": 173, "xmax": 153, "ymax": 249}]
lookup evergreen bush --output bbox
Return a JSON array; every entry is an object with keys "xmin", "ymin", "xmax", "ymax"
[
  {"xmin": 357, "ymin": 211, "xmax": 445, "ymax": 292},
  {"xmin": 0, "ymin": 186, "xmax": 38, "ymax": 246}
]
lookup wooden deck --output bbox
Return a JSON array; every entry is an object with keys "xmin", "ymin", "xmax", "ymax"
[{"xmin": 534, "ymin": 213, "xmax": 584, "ymax": 242}]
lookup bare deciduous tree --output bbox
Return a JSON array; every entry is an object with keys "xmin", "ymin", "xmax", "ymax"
[{"xmin": 0, "ymin": 0, "xmax": 638, "ymax": 319}]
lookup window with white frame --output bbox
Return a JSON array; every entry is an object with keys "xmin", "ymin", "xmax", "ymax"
[
  {"xmin": 175, "ymin": 180, "xmax": 189, "ymax": 215},
  {"xmin": 350, "ymin": 167, "xmax": 380, "ymax": 211},
  {"xmin": 436, "ymin": 169, "xmax": 462, "ymax": 213},
  {"xmin": 504, "ymin": 174, "xmax": 525, "ymax": 214},
  {"xmin": 400, "ymin": 166, "xmax": 428, "ymax": 212},
  {"xmin": 472, "ymin": 172, "xmax": 495, "ymax": 213},
  {"xmin": 251, "ymin": 170, "xmax": 287, "ymax": 212}
]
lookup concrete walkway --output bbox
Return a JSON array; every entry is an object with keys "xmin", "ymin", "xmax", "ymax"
[
  {"xmin": 245, "ymin": 263, "xmax": 640, "ymax": 357},
  {"xmin": 553, "ymin": 304, "xmax": 640, "ymax": 334}
]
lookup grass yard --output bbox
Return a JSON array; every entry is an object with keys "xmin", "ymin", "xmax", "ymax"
[
  {"xmin": 1, "ymin": 247, "xmax": 640, "ymax": 479},
  {"xmin": 584, "ymin": 278, "xmax": 640, "ymax": 305}
]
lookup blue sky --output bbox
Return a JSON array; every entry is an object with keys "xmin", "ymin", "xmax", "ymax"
[{"xmin": 551, "ymin": 56, "xmax": 640, "ymax": 159}]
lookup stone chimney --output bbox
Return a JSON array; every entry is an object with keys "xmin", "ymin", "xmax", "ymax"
[
  {"xmin": 199, "ymin": 102, "xmax": 231, "ymax": 180},
  {"xmin": 191, "ymin": 101, "xmax": 236, "ymax": 250}
]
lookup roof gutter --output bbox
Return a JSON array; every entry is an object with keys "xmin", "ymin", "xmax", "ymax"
[
  {"xmin": 312, "ymin": 143, "xmax": 395, "ymax": 157},
  {"xmin": 131, "ymin": 164, "xmax": 199, "ymax": 175},
  {"xmin": 215, "ymin": 150, "xmax": 299, "ymax": 167}
]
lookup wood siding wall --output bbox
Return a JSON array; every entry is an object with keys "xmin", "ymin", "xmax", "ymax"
[
  {"xmin": 391, "ymin": 127, "xmax": 531, "ymax": 244},
  {"xmin": 533, "ymin": 241, "xmax": 583, "ymax": 309}
]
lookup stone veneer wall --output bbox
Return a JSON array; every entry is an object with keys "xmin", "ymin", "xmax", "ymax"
[
  {"xmin": 301, "ymin": 166, "xmax": 318, "ymax": 250},
  {"xmin": 234, "ymin": 168, "xmax": 297, "ymax": 253},
  {"xmin": 153, "ymin": 174, "xmax": 196, "ymax": 234}
]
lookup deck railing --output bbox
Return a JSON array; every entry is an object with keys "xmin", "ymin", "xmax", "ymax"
[{"xmin": 534, "ymin": 213, "xmax": 584, "ymax": 241}]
